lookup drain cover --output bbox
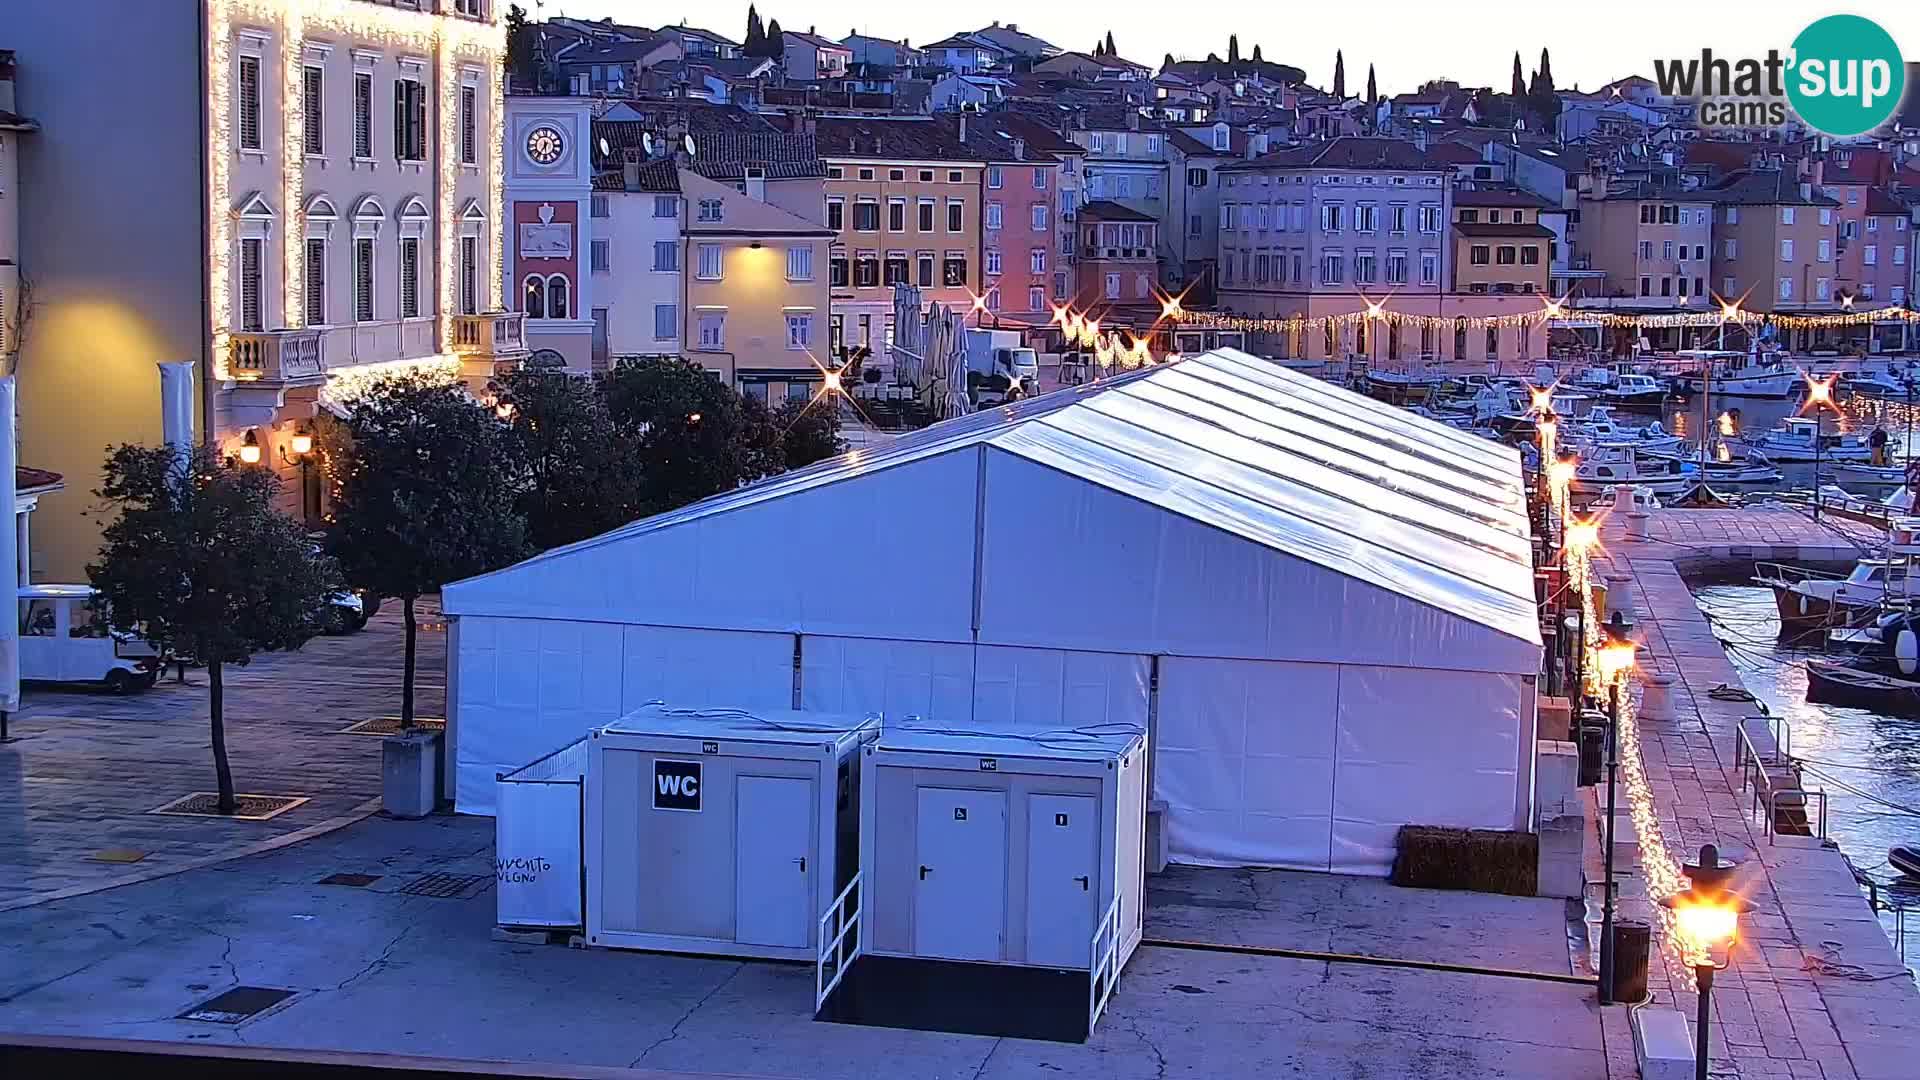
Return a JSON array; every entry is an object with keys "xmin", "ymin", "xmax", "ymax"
[
  {"xmin": 90, "ymin": 848, "xmax": 149, "ymax": 864},
  {"xmin": 398, "ymin": 872, "xmax": 491, "ymax": 899},
  {"xmin": 179, "ymin": 986, "xmax": 297, "ymax": 1024},
  {"xmin": 318, "ymin": 872, "xmax": 381, "ymax": 887}
]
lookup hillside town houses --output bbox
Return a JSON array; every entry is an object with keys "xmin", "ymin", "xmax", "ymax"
[{"xmin": 4, "ymin": 6, "xmax": 1920, "ymax": 577}]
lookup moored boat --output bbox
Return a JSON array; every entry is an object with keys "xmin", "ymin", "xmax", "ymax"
[{"xmin": 1734, "ymin": 417, "xmax": 1873, "ymax": 463}]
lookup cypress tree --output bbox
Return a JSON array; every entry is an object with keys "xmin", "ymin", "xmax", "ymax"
[{"xmin": 1332, "ymin": 50, "xmax": 1345, "ymax": 99}]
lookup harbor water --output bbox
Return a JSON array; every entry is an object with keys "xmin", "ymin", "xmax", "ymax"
[{"xmin": 1693, "ymin": 582, "xmax": 1920, "ymax": 976}]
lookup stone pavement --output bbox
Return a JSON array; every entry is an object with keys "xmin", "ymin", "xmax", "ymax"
[
  {"xmin": 0, "ymin": 597, "xmax": 445, "ymax": 912},
  {"xmin": 0, "ymin": 814, "xmax": 1608, "ymax": 1079},
  {"xmin": 1601, "ymin": 505, "xmax": 1920, "ymax": 1080}
]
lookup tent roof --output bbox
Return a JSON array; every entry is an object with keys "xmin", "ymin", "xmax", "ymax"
[{"xmin": 447, "ymin": 350, "xmax": 1539, "ymax": 651}]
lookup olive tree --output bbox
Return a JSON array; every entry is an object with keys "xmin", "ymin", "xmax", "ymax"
[
  {"xmin": 322, "ymin": 373, "xmax": 530, "ymax": 726},
  {"xmin": 89, "ymin": 445, "xmax": 340, "ymax": 814}
]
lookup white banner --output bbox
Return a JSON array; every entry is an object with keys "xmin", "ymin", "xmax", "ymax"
[{"xmin": 495, "ymin": 779, "xmax": 582, "ymax": 929}]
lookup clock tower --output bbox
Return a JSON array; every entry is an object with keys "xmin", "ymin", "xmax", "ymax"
[{"xmin": 504, "ymin": 94, "xmax": 595, "ymax": 372}]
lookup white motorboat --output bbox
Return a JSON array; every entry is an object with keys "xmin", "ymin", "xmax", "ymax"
[
  {"xmin": 1734, "ymin": 417, "xmax": 1873, "ymax": 463},
  {"xmin": 1846, "ymin": 371, "xmax": 1916, "ymax": 397},
  {"xmin": 1756, "ymin": 553, "xmax": 1920, "ymax": 633},
  {"xmin": 1644, "ymin": 450, "xmax": 1783, "ymax": 485},
  {"xmin": 1600, "ymin": 373, "xmax": 1670, "ymax": 406},
  {"xmin": 1833, "ymin": 462, "xmax": 1912, "ymax": 484},
  {"xmin": 1563, "ymin": 405, "xmax": 1686, "ymax": 454},
  {"xmin": 1569, "ymin": 443, "xmax": 1700, "ymax": 498},
  {"xmin": 1672, "ymin": 349, "xmax": 1800, "ymax": 398}
]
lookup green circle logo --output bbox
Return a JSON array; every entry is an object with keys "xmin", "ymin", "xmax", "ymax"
[{"xmin": 1786, "ymin": 15, "xmax": 1905, "ymax": 137}]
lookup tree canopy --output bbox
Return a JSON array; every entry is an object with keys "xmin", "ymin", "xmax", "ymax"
[
  {"xmin": 89, "ymin": 445, "xmax": 339, "ymax": 812},
  {"xmin": 497, "ymin": 369, "xmax": 643, "ymax": 551},
  {"xmin": 602, "ymin": 357, "xmax": 772, "ymax": 514}
]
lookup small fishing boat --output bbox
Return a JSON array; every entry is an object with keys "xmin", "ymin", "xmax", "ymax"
[
  {"xmin": 1671, "ymin": 349, "xmax": 1801, "ymax": 398},
  {"xmin": 1832, "ymin": 462, "xmax": 1911, "ymax": 484},
  {"xmin": 1735, "ymin": 417, "xmax": 1874, "ymax": 463},
  {"xmin": 1562, "ymin": 405, "xmax": 1686, "ymax": 454},
  {"xmin": 1806, "ymin": 658, "xmax": 1920, "ymax": 716},
  {"xmin": 1891, "ymin": 846, "xmax": 1920, "ymax": 879},
  {"xmin": 1756, "ymin": 558, "xmax": 1919, "ymax": 633},
  {"xmin": 1847, "ymin": 371, "xmax": 1916, "ymax": 397},
  {"xmin": 1363, "ymin": 368, "xmax": 1447, "ymax": 405},
  {"xmin": 1600, "ymin": 373, "xmax": 1670, "ymax": 406},
  {"xmin": 1569, "ymin": 443, "xmax": 1699, "ymax": 498},
  {"xmin": 1646, "ymin": 451, "xmax": 1782, "ymax": 485}
]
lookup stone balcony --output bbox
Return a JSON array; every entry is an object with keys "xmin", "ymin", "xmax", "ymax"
[
  {"xmin": 451, "ymin": 311, "xmax": 528, "ymax": 358},
  {"xmin": 225, "ymin": 327, "xmax": 328, "ymax": 428}
]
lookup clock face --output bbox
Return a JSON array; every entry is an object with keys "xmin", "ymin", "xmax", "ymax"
[{"xmin": 525, "ymin": 125, "xmax": 564, "ymax": 166}]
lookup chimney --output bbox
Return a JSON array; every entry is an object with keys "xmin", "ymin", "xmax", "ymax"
[
  {"xmin": 0, "ymin": 49, "xmax": 16, "ymax": 113},
  {"xmin": 1007, "ymin": 23, "xmax": 1018, "ymax": 31},
  {"xmin": 1799, "ymin": 180, "xmax": 1813, "ymax": 201},
  {"xmin": 1126, "ymin": 110, "xmax": 1140, "ymax": 131},
  {"xmin": 746, "ymin": 167, "xmax": 767, "ymax": 201},
  {"xmin": 1011, "ymin": 136, "xmax": 1025, "ymax": 160},
  {"xmin": 623, "ymin": 151, "xmax": 641, "ymax": 191},
  {"xmin": 959, "ymin": 111, "xmax": 968, "ymax": 143}
]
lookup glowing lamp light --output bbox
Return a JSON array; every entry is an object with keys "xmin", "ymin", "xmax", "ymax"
[
  {"xmin": 1671, "ymin": 894, "xmax": 1739, "ymax": 955},
  {"xmin": 687, "ymin": 412, "xmax": 702, "ymax": 424},
  {"xmin": 1542, "ymin": 295, "xmax": 1566, "ymax": 319},
  {"xmin": 1840, "ymin": 293, "xmax": 1856, "ymax": 311},
  {"xmin": 1160, "ymin": 293, "xmax": 1185, "ymax": 320},
  {"xmin": 1050, "ymin": 303, "xmax": 1072, "ymax": 327},
  {"xmin": 289, "ymin": 428, "xmax": 314, "ymax": 457},
  {"xmin": 1529, "ymin": 385, "xmax": 1556, "ymax": 414},
  {"xmin": 823, "ymin": 370, "xmax": 843, "ymax": 393},
  {"xmin": 1564, "ymin": 517, "xmax": 1601, "ymax": 553},
  {"xmin": 1805, "ymin": 374, "xmax": 1836, "ymax": 406},
  {"xmin": 1547, "ymin": 456, "xmax": 1577, "ymax": 491},
  {"xmin": 1717, "ymin": 411, "xmax": 1735, "ymax": 437},
  {"xmin": 237, "ymin": 429, "xmax": 262, "ymax": 465},
  {"xmin": 1596, "ymin": 638, "xmax": 1638, "ymax": 679},
  {"xmin": 1363, "ymin": 297, "xmax": 1387, "ymax": 320},
  {"xmin": 1537, "ymin": 417, "xmax": 1559, "ymax": 445},
  {"xmin": 1719, "ymin": 300, "xmax": 1743, "ymax": 322},
  {"xmin": 1659, "ymin": 843, "xmax": 1752, "ymax": 965}
]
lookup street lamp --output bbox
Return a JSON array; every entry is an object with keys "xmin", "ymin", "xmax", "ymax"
[
  {"xmin": 280, "ymin": 424, "xmax": 315, "ymax": 528},
  {"xmin": 1804, "ymin": 374, "xmax": 1837, "ymax": 522},
  {"xmin": 1660, "ymin": 844, "xmax": 1753, "ymax": 1080},
  {"xmin": 236, "ymin": 428, "xmax": 262, "ymax": 466},
  {"xmin": 1594, "ymin": 625, "xmax": 1637, "ymax": 1004}
]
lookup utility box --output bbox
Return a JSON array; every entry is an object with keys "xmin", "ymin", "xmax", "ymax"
[
  {"xmin": 816, "ymin": 724, "xmax": 1148, "ymax": 1043},
  {"xmin": 584, "ymin": 703, "xmax": 879, "ymax": 961}
]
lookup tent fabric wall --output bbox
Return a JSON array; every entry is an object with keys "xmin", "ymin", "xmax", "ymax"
[
  {"xmin": 455, "ymin": 616, "xmax": 792, "ymax": 814},
  {"xmin": 799, "ymin": 636, "xmax": 974, "ymax": 722},
  {"xmin": 971, "ymin": 646, "xmax": 1149, "ymax": 731},
  {"xmin": 1156, "ymin": 657, "xmax": 1529, "ymax": 875}
]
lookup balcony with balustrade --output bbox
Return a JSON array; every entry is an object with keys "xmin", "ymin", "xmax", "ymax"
[{"xmin": 451, "ymin": 310, "xmax": 529, "ymax": 379}]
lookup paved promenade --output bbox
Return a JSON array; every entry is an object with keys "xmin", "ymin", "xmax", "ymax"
[
  {"xmin": 0, "ymin": 598, "xmax": 445, "ymax": 911},
  {"xmin": 1602, "ymin": 506, "xmax": 1919, "ymax": 1080}
]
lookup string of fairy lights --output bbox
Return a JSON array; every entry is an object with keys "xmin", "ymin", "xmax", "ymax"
[
  {"xmin": 1172, "ymin": 295, "xmax": 1920, "ymax": 336},
  {"xmin": 1540, "ymin": 400, "xmax": 1700, "ymax": 984},
  {"xmin": 208, "ymin": 1, "xmax": 506, "ymax": 379}
]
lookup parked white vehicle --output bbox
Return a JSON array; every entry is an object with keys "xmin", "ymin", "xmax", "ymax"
[{"xmin": 18, "ymin": 585, "xmax": 161, "ymax": 693}]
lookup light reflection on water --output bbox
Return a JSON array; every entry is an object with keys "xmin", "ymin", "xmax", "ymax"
[
  {"xmin": 1693, "ymin": 583, "xmax": 1920, "ymax": 975},
  {"xmin": 1610, "ymin": 389, "xmax": 1917, "ymax": 491}
]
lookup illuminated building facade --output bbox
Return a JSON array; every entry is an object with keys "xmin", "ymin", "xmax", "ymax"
[{"xmin": 10, "ymin": 1, "xmax": 516, "ymax": 578}]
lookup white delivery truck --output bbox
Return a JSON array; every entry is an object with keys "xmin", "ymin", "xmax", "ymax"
[{"xmin": 964, "ymin": 329, "xmax": 1039, "ymax": 406}]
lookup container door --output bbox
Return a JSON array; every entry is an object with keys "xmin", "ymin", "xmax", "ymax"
[
  {"xmin": 1024, "ymin": 794, "xmax": 1099, "ymax": 968},
  {"xmin": 913, "ymin": 787, "xmax": 1007, "ymax": 961},
  {"xmin": 734, "ymin": 775, "xmax": 814, "ymax": 949}
]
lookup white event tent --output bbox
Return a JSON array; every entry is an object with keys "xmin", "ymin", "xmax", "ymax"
[{"xmin": 442, "ymin": 350, "xmax": 1543, "ymax": 875}]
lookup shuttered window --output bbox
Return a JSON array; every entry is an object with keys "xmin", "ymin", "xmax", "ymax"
[
  {"xmin": 304, "ymin": 239, "xmax": 326, "ymax": 325},
  {"xmin": 393, "ymin": 78, "xmax": 426, "ymax": 161},
  {"xmin": 353, "ymin": 72, "xmax": 373, "ymax": 157},
  {"xmin": 237, "ymin": 56, "xmax": 262, "ymax": 151},
  {"xmin": 399, "ymin": 237, "xmax": 420, "ymax": 319},
  {"xmin": 239, "ymin": 238, "xmax": 264, "ymax": 331},
  {"xmin": 302, "ymin": 66, "xmax": 324, "ymax": 154},
  {"xmin": 460, "ymin": 84, "xmax": 477, "ymax": 164},
  {"xmin": 354, "ymin": 238, "xmax": 375, "ymax": 322}
]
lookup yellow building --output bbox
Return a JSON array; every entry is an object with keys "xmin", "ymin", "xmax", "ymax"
[
  {"xmin": 1451, "ymin": 188, "xmax": 1553, "ymax": 296},
  {"xmin": 681, "ymin": 169, "xmax": 834, "ymax": 404}
]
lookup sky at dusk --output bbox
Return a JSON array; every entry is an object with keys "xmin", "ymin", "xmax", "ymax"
[{"xmin": 522, "ymin": 0, "xmax": 1915, "ymax": 97}]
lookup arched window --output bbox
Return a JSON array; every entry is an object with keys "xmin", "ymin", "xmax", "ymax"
[
  {"xmin": 1485, "ymin": 325, "xmax": 1499, "ymax": 360},
  {"xmin": 545, "ymin": 274, "xmax": 570, "ymax": 319},
  {"xmin": 523, "ymin": 274, "xmax": 546, "ymax": 319},
  {"xmin": 1453, "ymin": 317, "xmax": 1468, "ymax": 360},
  {"xmin": 1322, "ymin": 321, "xmax": 1335, "ymax": 358},
  {"xmin": 1387, "ymin": 321, "xmax": 1400, "ymax": 362}
]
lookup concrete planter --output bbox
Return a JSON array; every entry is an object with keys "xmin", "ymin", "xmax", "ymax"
[{"xmin": 383, "ymin": 729, "xmax": 441, "ymax": 819}]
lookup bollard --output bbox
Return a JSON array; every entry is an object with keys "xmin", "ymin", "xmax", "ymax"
[
  {"xmin": 1611, "ymin": 484, "xmax": 1641, "ymax": 511},
  {"xmin": 1610, "ymin": 919, "xmax": 1652, "ymax": 1003},
  {"xmin": 1605, "ymin": 571, "xmax": 1636, "ymax": 623},
  {"xmin": 1640, "ymin": 672, "xmax": 1675, "ymax": 722},
  {"xmin": 1625, "ymin": 509, "xmax": 1650, "ymax": 540}
]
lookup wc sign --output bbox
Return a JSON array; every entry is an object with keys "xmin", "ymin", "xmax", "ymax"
[{"xmin": 653, "ymin": 759, "xmax": 702, "ymax": 812}]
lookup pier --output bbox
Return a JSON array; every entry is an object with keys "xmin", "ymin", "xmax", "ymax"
[{"xmin": 1601, "ymin": 505, "xmax": 1919, "ymax": 1080}]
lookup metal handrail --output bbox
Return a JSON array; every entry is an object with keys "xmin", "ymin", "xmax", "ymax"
[
  {"xmin": 1733, "ymin": 717, "xmax": 1828, "ymax": 843},
  {"xmin": 1087, "ymin": 896, "xmax": 1122, "ymax": 1033},
  {"xmin": 815, "ymin": 872, "xmax": 863, "ymax": 1012},
  {"xmin": 1752, "ymin": 561, "xmax": 1849, "ymax": 588}
]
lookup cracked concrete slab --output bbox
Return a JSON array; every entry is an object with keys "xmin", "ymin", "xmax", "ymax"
[{"xmin": 0, "ymin": 815, "xmax": 1606, "ymax": 1078}]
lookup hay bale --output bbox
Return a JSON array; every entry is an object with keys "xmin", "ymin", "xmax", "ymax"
[{"xmin": 1390, "ymin": 825, "xmax": 1539, "ymax": 897}]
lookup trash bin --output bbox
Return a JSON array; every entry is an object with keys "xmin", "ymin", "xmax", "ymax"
[
  {"xmin": 1609, "ymin": 919, "xmax": 1651, "ymax": 1003},
  {"xmin": 1578, "ymin": 718, "xmax": 1605, "ymax": 787}
]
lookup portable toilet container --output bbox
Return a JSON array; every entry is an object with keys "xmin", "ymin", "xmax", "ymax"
[
  {"xmin": 585, "ymin": 703, "xmax": 879, "ymax": 960},
  {"xmin": 816, "ymin": 723, "xmax": 1148, "ymax": 1042}
]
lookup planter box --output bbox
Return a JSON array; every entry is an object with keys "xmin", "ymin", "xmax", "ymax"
[{"xmin": 383, "ymin": 729, "xmax": 442, "ymax": 819}]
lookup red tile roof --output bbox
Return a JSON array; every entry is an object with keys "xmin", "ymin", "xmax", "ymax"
[
  {"xmin": 17, "ymin": 467, "xmax": 62, "ymax": 493},
  {"xmin": 1219, "ymin": 137, "xmax": 1447, "ymax": 172}
]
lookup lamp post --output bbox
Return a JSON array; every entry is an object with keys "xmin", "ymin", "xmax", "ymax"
[
  {"xmin": 1660, "ymin": 843, "xmax": 1752, "ymax": 1080},
  {"xmin": 1805, "ymin": 374, "xmax": 1836, "ymax": 522},
  {"xmin": 279, "ymin": 424, "xmax": 315, "ymax": 528},
  {"xmin": 1594, "ymin": 628, "xmax": 1638, "ymax": 1003}
]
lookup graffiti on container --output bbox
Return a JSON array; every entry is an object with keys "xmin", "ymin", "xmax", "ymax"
[{"xmin": 496, "ymin": 856, "xmax": 553, "ymax": 884}]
